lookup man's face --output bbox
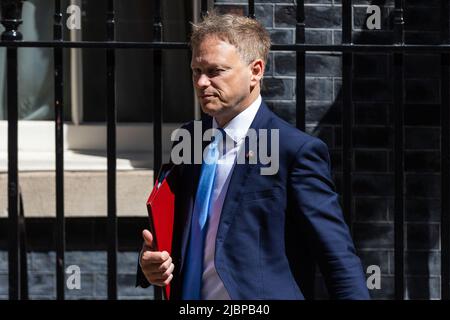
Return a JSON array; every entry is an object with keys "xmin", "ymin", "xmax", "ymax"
[{"xmin": 191, "ymin": 36, "xmax": 258, "ymax": 124}]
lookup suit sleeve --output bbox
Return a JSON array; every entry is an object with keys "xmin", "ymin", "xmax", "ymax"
[{"xmin": 289, "ymin": 138, "xmax": 370, "ymax": 299}]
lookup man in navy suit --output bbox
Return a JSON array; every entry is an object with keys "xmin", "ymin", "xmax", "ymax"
[{"xmin": 136, "ymin": 12, "xmax": 370, "ymax": 300}]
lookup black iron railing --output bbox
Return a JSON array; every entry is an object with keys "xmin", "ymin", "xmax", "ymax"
[
  {"xmin": 2, "ymin": 0, "xmax": 23, "ymax": 301},
  {"xmin": 1, "ymin": 0, "xmax": 449, "ymax": 300},
  {"xmin": 53, "ymin": 0, "xmax": 65, "ymax": 301},
  {"xmin": 393, "ymin": 0, "xmax": 405, "ymax": 300},
  {"xmin": 440, "ymin": 0, "xmax": 450, "ymax": 301}
]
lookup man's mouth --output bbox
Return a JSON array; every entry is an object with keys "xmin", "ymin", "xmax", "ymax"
[{"xmin": 200, "ymin": 94, "xmax": 215, "ymax": 99}]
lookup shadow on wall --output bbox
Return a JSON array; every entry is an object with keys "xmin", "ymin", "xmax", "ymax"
[
  {"xmin": 266, "ymin": 0, "xmax": 441, "ymax": 299},
  {"xmin": 315, "ymin": 0, "xmax": 441, "ymax": 300}
]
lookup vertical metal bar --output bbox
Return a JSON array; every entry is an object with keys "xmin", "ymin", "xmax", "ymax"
[
  {"xmin": 248, "ymin": 0, "xmax": 255, "ymax": 19},
  {"xmin": 106, "ymin": 0, "xmax": 118, "ymax": 300},
  {"xmin": 54, "ymin": 0, "xmax": 65, "ymax": 301},
  {"xmin": 6, "ymin": 46, "xmax": 19, "ymax": 300},
  {"xmin": 441, "ymin": 0, "xmax": 450, "ymax": 301},
  {"xmin": 153, "ymin": 0, "xmax": 163, "ymax": 301},
  {"xmin": 342, "ymin": 0, "xmax": 353, "ymax": 232},
  {"xmin": 153, "ymin": 0, "xmax": 163, "ymax": 184},
  {"xmin": 1, "ymin": 0, "xmax": 24, "ymax": 301},
  {"xmin": 394, "ymin": 0, "xmax": 405, "ymax": 300},
  {"xmin": 296, "ymin": 0, "xmax": 305, "ymax": 132},
  {"xmin": 18, "ymin": 189, "xmax": 28, "ymax": 300}
]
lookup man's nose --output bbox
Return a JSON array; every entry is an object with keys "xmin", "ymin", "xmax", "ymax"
[{"xmin": 195, "ymin": 74, "xmax": 210, "ymax": 88}]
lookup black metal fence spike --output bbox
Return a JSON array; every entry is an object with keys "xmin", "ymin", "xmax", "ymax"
[
  {"xmin": 0, "ymin": 0, "xmax": 23, "ymax": 41},
  {"xmin": 1, "ymin": 0, "xmax": 23, "ymax": 301}
]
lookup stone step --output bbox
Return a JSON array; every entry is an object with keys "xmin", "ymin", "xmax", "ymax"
[{"xmin": 0, "ymin": 169, "xmax": 154, "ymax": 218}]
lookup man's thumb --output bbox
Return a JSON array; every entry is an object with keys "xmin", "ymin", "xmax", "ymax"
[{"xmin": 142, "ymin": 229, "xmax": 153, "ymax": 248}]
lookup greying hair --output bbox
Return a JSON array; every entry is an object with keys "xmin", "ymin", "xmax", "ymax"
[{"xmin": 190, "ymin": 11, "xmax": 271, "ymax": 65}]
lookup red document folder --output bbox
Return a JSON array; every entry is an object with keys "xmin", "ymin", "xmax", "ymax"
[{"xmin": 146, "ymin": 163, "xmax": 175, "ymax": 300}]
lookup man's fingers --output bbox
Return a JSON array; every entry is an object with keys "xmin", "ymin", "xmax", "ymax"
[
  {"xmin": 153, "ymin": 274, "xmax": 174, "ymax": 287},
  {"xmin": 151, "ymin": 262, "xmax": 175, "ymax": 278},
  {"xmin": 162, "ymin": 263, "xmax": 175, "ymax": 278},
  {"xmin": 142, "ymin": 250, "xmax": 171, "ymax": 264},
  {"xmin": 142, "ymin": 229, "xmax": 153, "ymax": 248},
  {"xmin": 142, "ymin": 260, "xmax": 174, "ymax": 287},
  {"xmin": 148, "ymin": 258, "xmax": 172, "ymax": 275},
  {"xmin": 158, "ymin": 256, "xmax": 172, "ymax": 272}
]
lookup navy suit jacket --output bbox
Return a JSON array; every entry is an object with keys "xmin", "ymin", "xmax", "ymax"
[{"xmin": 136, "ymin": 101, "xmax": 370, "ymax": 300}]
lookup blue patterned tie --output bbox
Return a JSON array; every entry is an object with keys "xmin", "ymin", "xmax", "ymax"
[{"xmin": 182, "ymin": 129, "xmax": 222, "ymax": 300}]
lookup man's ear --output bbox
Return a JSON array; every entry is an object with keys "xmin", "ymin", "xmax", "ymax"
[{"xmin": 250, "ymin": 59, "xmax": 265, "ymax": 85}]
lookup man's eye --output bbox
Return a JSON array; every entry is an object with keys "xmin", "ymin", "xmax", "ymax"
[{"xmin": 209, "ymin": 69, "xmax": 223, "ymax": 75}]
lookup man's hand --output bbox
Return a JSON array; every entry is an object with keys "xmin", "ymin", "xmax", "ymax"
[{"xmin": 140, "ymin": 229, "xmax": 174, "ymax": 287}]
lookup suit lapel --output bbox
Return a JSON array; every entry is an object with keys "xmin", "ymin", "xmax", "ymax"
[{"xmin": 215, "ymin": 102, "xmax": 273, "ymax": 249}]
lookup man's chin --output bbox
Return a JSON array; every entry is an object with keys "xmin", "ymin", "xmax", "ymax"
[{"xmin": 200, "ymin": 104, "xmax": 221, "ymax": 117}]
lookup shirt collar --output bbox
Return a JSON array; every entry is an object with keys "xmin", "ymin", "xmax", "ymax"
[{"xmin": 212, "ymin": 95, "xmax": 261, "ymax": 143}]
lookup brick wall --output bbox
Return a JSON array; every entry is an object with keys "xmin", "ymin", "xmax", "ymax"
[
  {"xmin": 0, "ymin": 251, "xmax": 153, "ymax": 299},
  {"xmin": 216, "ymin": 0, "xmax": 444, "ymax": 299},
  {"xmin": 0, "ymin": 218, "xmax": 153, "ymax": 300}
]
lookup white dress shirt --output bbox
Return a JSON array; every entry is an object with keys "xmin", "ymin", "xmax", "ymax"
[{"xmin": 201, "ymin": 95, "xmax": 261, "ymax": 300}]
